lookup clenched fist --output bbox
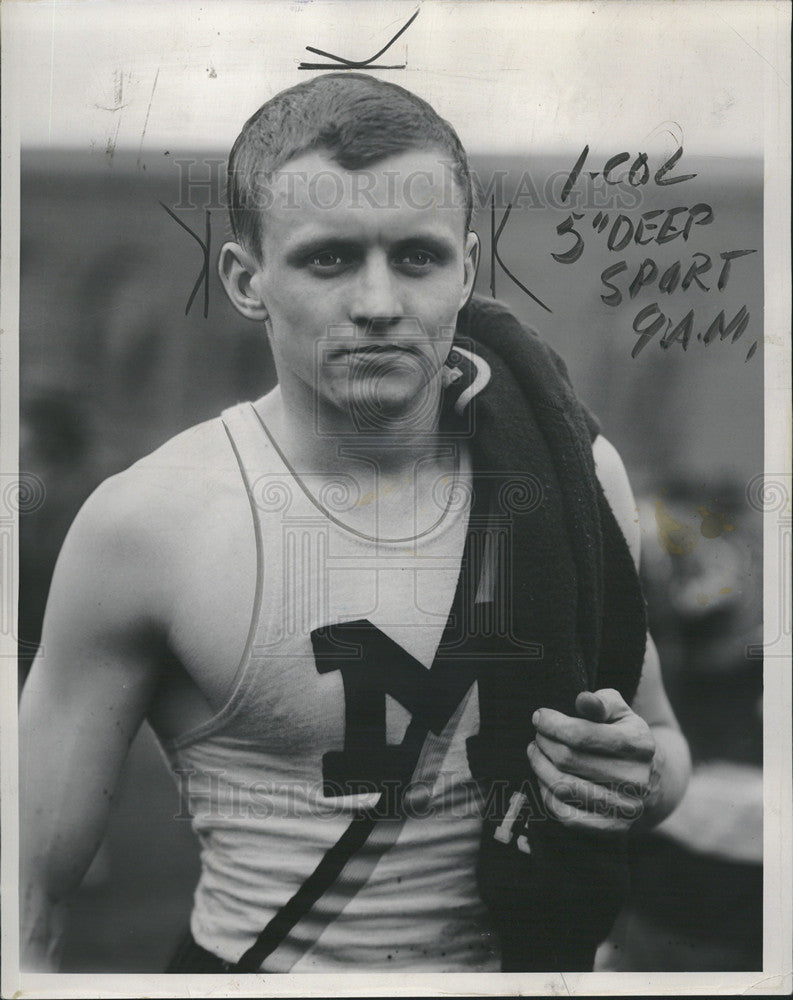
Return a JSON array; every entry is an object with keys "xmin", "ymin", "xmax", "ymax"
[{"xmin": 528, "ymin": 688, "xmax": 658, "ymax": 833}]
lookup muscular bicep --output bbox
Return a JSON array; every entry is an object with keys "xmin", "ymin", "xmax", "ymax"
[
  {"xmin": 20, "ymin": 479, "xmax": 166, "ymax": 902},
  {"xmin": 592, "ymin": 434, "xmax": 680, "ymax": 731},
  {"xmin": 593, "ymin": 434, "xmax": 641, "ymax": 566}
]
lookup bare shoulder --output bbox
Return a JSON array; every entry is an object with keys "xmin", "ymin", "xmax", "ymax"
[
  {"xmin": 592, "ymin": 434, "xmax": 641, "ymax": 566},
  {"xmin": 82, "ymin": 416, "xmax": 239, "ymax": 534},
  {"xmin": 124, "ymin": 413, "xmax": 243, "ymax": 501},
  {"xmin": 48, "ymin": 415, "xmax": 244, "ymax": 634}
]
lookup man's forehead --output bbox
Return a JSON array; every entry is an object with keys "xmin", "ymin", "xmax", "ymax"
[{"xmin": 262, "ymin": 148, "xmax": 467, "ymax": 224}]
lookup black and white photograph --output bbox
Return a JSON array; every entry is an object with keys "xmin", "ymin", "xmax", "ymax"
[{"xmin": 1, "ymin": 1, "xmax": 790, "ymax": 995}]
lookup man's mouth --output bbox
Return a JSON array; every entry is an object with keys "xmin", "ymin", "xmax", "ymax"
[{"xmin": 330, "ymin": 344, "xmax": 422, "ymax": 361}]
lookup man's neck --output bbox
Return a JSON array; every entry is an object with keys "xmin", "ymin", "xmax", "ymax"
[
  {"xmin": 253, "ymin": 384, "xmax": 464, "ymax": 540},
  {"xmin": 258, "ymin": 383, "xmax": 450, "ymax": 479}
]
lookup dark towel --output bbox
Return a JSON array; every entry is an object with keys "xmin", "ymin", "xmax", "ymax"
[{"xmin": 449, "ymin": 295, "xmax": 647, "ymax": 971}]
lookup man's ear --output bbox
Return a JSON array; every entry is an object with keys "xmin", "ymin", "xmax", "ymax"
[
  {"xmin": 460, "ymin": 230, "xmax": 480, "ymax": 310},
  {"xmin": 218, "ymin": 242, "xmax": 269, "ymax": 322}
]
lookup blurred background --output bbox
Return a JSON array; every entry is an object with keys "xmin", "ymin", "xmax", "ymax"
[
  {"xmin": 18, "ymin": 146, "xmax": 763, "ymax": 971},
  {"xmin": 10, "ymin": 0, "xmax": 773, "ymax": 976}
]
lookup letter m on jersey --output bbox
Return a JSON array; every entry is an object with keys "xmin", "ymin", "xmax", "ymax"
[{"xmin": 312, "ymin": 620, "xmax": 476, "ymax": 798}]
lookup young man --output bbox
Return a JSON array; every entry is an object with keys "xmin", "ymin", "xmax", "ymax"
[{"xmin": 20, "ymin": 73, "xmax": 690, "ymax": 974}]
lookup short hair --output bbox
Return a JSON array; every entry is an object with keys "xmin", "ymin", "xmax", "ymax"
[{"xmin": 227, "ymin": 72, "xmax": 473, "ymax": 260}]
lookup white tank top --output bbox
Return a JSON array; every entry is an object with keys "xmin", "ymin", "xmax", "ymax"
[{"xmin": 159, "ymin": 401, "xmax": 501, "ymax": 972}]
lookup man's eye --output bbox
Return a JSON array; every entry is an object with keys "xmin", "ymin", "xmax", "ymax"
[
  {"xmin": 307, "ymin": 250, "xmax": 346, "ymax": 269},
  {"xmin": 396, "ymin": 249, "xmax": 436, "ymax": 269}
]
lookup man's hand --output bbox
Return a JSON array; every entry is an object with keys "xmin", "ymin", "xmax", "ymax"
[{"xmin": 527, "ymin": 688, "xmax": 658, "ymax": 833}]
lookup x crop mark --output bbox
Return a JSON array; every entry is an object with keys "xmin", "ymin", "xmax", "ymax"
[{"xmin": 298, "ymin": 8, "xmax": 419, "ymax": 70}]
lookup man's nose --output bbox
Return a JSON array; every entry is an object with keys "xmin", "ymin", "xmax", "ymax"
[{"xmin": 349, "ymin": 254, "xmax": 404, "ymax": 331}]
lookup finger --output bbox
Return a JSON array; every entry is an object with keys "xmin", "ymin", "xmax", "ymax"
[
  {"xmin": 539, "ymin": 787, "xmax": 636, "ymax": 834},
  {"xmin": 534, "ymin": 732, "xmax": 651, "ymax": 789},
  {"xmin": 528, "ymin": 742, "xmax": 646, "ymax": 820},
  {"xmin": 576, "ymin": 688, "xmax": 632, "ymax": 724},
  {"xmin": 575, "ymin": 690, "xmax": 609, "ymax": 723},
  {"xmin": 532, "ymin": 709, "xmax": 655, "ymax": 761}
]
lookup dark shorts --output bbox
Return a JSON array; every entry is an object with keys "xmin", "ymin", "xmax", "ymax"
[{"xmin": 165, "ymin": 929, "xmax": 235, "ymax": 973}]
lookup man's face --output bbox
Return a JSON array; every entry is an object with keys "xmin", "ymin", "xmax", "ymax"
[{"xmin": 248, "ymin": 148, "xmax": 478, "ymax": 431}]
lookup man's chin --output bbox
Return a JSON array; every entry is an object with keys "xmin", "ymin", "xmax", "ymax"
[{"xmin": 327, "ymin": 380, "xmax": 440, "ymax": 434}]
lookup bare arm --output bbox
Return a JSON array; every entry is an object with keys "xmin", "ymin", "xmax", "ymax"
[
  {"xmin": 528, "ymin": 436, "xmax": 691, "ymax": 833},
  {"xmin": 592, "ymin": 435, "xmax": 691, "ymax": 825},
  {"xmin": 19, "ymin": 477, "xmax": 168, "ymax": 970}
]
